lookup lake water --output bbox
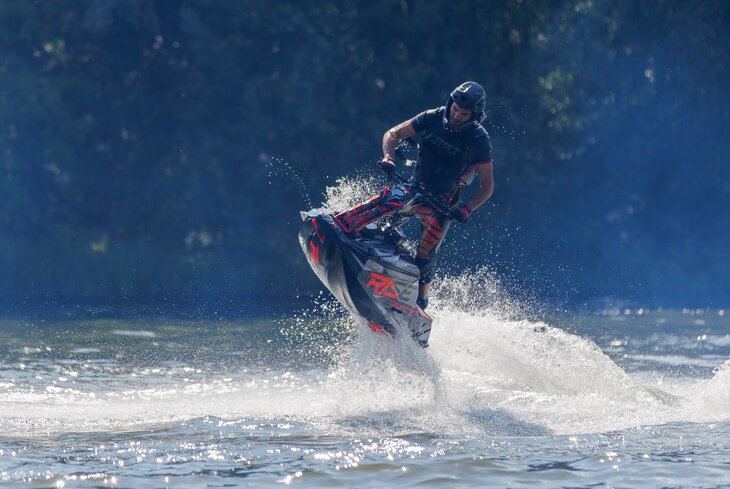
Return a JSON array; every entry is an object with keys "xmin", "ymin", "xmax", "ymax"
[{"xmin": 0, "ymin": 281, "xmax": 728, "ymax": 488}]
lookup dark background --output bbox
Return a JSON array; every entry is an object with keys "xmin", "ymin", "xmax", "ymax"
[{"xmin": 1, "ymin": 0, "xmax": 729, "ymax": 310}]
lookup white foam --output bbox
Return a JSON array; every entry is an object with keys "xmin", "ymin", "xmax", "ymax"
[
  {"xmin": 680, "ymin": 359, "xmax": 730, "ymax": 421},
  {"xmin": 2, "ymin": 264, "xmax": 729, "ymax": 437},
  {"xmin": 1, "ymin": 306, "xmax": 728, "ymax": 437},
  {"xmin": 627, "ymin": 354, "xmax": 727, "ymax": 368},
  {"xmin": 111, "ymin": 329, "xmax": 156, "ymax": 338}
]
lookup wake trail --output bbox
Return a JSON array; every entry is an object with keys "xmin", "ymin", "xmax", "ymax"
[{"xmin": 1, "ymin": 297, "xmax": 727, "ymax": 437}]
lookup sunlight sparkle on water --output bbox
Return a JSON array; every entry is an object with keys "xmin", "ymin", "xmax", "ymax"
[{"xmin": 0, "ymin": 298, "xmax": 728, "ymax": 487}]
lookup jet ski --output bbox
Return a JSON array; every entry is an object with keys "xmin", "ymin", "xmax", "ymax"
[{"xmin": 298, "ymin": 175, "xmax": 440, "ymax": 348}]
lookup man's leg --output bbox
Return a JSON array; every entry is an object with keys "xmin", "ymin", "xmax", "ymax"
[
  {"xmin": 333, "ymin": 185, "xmax": 413, "ymax": 235},
  {"xmin": 414, "ymin": 206, "xmax": 451, "ymax": 309}
]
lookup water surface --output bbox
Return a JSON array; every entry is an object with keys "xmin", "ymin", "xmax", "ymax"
[{"xmin": 0, "ymin": 299, "xmax": 728, "ymax": 488}]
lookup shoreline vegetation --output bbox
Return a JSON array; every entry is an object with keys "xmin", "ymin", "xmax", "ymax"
[{"xmin": 2, "ymin": 1, "xmax": 728, "ymax": 306}]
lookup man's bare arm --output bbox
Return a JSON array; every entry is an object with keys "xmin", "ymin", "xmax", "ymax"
[
  {"xmin": 382, "ymin": 120, "xmax": 417, "ymax": 162},
  {"xmin": 465, "ymin": 161, "xmax": 494, "ymax": 211}
]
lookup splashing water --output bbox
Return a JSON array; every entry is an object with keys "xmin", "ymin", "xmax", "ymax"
[
  {"xmin": 265, "ymin": 156, "xmax": 313, "ymax": 208},
  {"xmin": 289, "ymin": 174, "xmax": 730, "ymax": 435},
  {"xmin": 260, "ymin": 265, "xmax": 730, "ymax": 438},
  {"xmin": 295, "ymin": 270, "xmax": 727, "ymax": 436},
  {"xmin": 321, "ymin": 174, "xmax": 383, "ymax": 213},
  {"xmin": 428, "ymin": 266, "xmax": 524, "ymax": 319}
]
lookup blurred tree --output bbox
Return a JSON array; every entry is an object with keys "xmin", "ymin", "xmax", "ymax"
[{"xmin": 0, "ymin": 0, "xmax": 728, "ymax": 306}]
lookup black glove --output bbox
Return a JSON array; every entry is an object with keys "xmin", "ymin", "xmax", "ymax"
[
  {"xmin": 378, "ymin": 158, "xmax": 396, "ymax": 177},
  {"xmin": 449, "ymin": 204, "xmax": 472, "ymax": 223}
]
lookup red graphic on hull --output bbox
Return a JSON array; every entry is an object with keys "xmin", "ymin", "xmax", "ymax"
[
  {"xmin": 368, "ymin": 323, "xmax": 390, "ymax": 336},
  {"xmin": 389, "ymin": 300, "xmax": 418, "ymax": 316},
  {"xmin": 366, "ymin": 272, "xmax": 399, "ymax": 300},
  {"xmin": 309, "ymin": 240, "xmax": 320, "ymax": 265}
]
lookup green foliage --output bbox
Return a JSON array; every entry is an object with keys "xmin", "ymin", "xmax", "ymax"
[{"xmin": 0, "ymin": 0, "xmax": 728, "ymax": 305}]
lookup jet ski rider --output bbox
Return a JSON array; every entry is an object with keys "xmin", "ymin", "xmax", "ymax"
[{"xmin": 334, "ymin": 81, "xmax": 495, "ymax": 310}]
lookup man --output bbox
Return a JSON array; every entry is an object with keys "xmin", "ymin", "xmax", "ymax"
[{"xmin": 334, "ymin": 81, "xmax": 494, "ymax": 310}]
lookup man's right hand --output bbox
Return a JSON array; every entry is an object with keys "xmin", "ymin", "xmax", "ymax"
[
  {"xmin": 449, "ymin": 204, "xmax": 472, "ymax": 223},
  {"xmin": 378, "ymin": 158, "xmax": 396, "ymax": 177}
]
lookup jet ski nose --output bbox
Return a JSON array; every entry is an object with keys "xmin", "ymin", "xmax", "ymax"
[{"xmin": 300, "ymin": 208, "xmax": 326, "ymax": 221}]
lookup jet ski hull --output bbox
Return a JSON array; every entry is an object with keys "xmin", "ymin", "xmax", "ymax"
[{"xmin": 299, "ymin": 209, "xmax": 432, "ymax": 347}]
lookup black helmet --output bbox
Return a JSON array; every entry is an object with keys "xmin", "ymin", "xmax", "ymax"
[{"xmin": 444, "ymin": 81, "xmax": 486, "ymax": 131}]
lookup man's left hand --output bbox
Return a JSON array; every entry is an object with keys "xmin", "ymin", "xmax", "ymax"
[
  {"xmin": 449, "ymin": 204, "xmax": 472, "ymax": 223},
  {"xmin": 378, "ymin": 158, "xmax": 396, "ymax": 177}
]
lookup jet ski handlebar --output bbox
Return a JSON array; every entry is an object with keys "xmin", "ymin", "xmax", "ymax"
[{"xmin": 387, "ymin": 171, "xmax": 452, "ymax": 215}]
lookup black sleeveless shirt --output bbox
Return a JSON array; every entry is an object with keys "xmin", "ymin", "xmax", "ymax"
[{"xmin": 411, "ymin": 107, "xmax": 493, "ymax": 196}]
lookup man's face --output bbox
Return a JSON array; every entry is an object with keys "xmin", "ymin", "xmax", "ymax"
[{"xmin": 449, "ymin": 101, "xmax": 472, "ymax": 127}]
